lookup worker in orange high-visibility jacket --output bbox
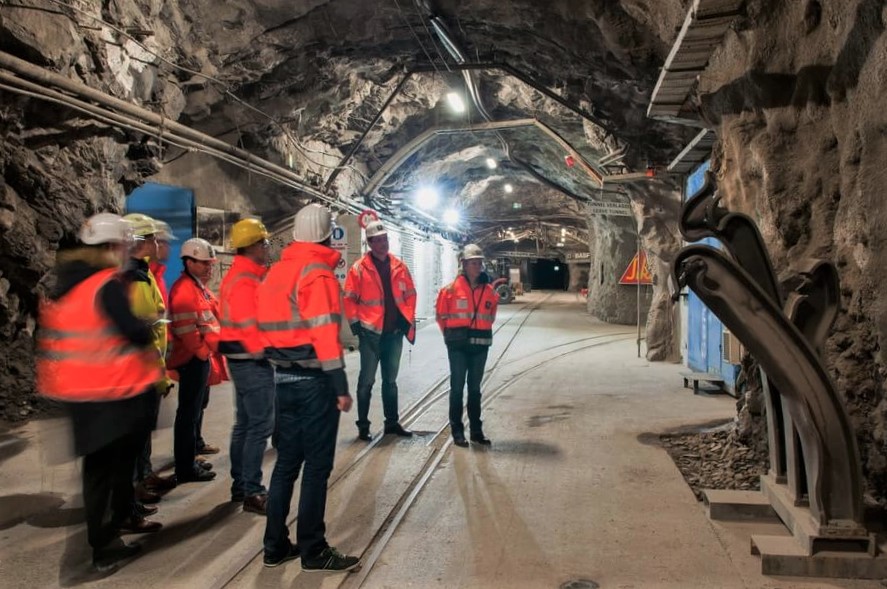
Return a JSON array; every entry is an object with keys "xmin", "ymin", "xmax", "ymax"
[
  {"xmin": 343, "ymin": 219, "xmax": 417, "ymax": 442},
  {"xmin": 435, "ymin": 243, "xmax": 499, "ymax": 448},
  {"xmin": 36, "ymin": 213, "xmax": 160, "ymax": 572},
  {"xmin": 168, "ymin": 237, "xmax": 222, "ymax": 484},
  {"xmin": 257, "ymin": 203, "xmax": 360, "ymax": 572},
  {"xmin": 219, "ymin": 218, "xmax": 274, "ymax": 515}
]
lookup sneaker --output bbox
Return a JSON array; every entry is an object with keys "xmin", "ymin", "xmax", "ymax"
[
  {"xmin": 93, "ymin": 540, "xmax": 142, "ymax": 572},
  {"xmin": 357, "ymin": 427, "xmax": 371, "ymax": 442},
  {"xmin": 263, "ymin": 544, "xmax": 300, "ymax": 568},
  {"xmin": 243, "ymin": 493, "xmax": 268, "ymax": 515},
  {"xmin": 197, "ymin": 443, "xmax": 220, "ymax": 455},
  {"xmin": 453, "ymin": 434, "xmax": 469, "ymax": 448},
  {"xmin": 301, "ymin": 546, "xmax": 360, "ymax": 572},
  {"xmin": 383, "ymin": 423, "xmax": 413, "ymax": 437}
]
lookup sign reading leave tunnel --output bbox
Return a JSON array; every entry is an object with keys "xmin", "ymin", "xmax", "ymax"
[{"xmin": 619, "ymin": 250, "xmax": 653, "ymax": 285}]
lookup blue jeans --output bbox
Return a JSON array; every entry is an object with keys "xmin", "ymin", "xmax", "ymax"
[
  {"xmin": 263, "ymin": 369, "xmax": 339, "ymax": 561},
  {"xmin": 447, "ymin": 344, "xmax": 489, "ymax": 437},
  {"xmin": 356, "ymin": 331, "xmax": 404, "ymax": 429},
  {"xmin": 174, "ymin": 357, "xmax": 210, "ymax": 477},
  {"xmin": 228, "ymin": 359, "xmax": 275, "ymax": 497}
]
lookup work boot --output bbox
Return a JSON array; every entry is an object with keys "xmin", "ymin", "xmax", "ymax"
[
  {"xmin": 119, "ymin": 515, "xmax": 162, "ymax": 534},
  {"xmin": 357, "ymin": 427, "xmax": 371, "ymax": 442},
  {"xmin": 470, "ymin": 433, "xmax": 492, "ymax": 446},
  {"xmin": 134, "ymin": 486, "xmax": 161, "ymax": 504},
  {"xmin": 383, "ymin": 423, "xmax": 413, "ymax": 437},
  {"xmin": 197, "ymin": 443, "xmax": 220, "ymax": 455},
  {"xmin": 133, "ymin": 502, "xmax": 158, "ymax": 517},
  {"xmin": 196, "ymin": 457, "xmax": 213, "ymax": 471},
  {"xmin": 452, "ymin": 434, "xmax": 469, "ymax": 448},
  {"xmin": 143, "ymin": 472, "xmax": 177, "ymax": 491},
  {"xmin": 243, "ymin": 493, "xmax": 268, "ymax": 515}
]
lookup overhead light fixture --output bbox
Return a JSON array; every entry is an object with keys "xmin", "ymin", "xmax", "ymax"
[
  {"xmin": 446, "ymin": 92, "xmax": 466, "ymax": 113},
  {"xmin": 415, "ymin": 186, "xmax": 439, "ymax": 210},
  {"xmin": 485, "ymin": 158, "xmax": 497, "ymax": 169},
  {"xmin": 513, "ymin": 238, "xmax": 519, "ymax": 243},
  {"xmin": 561, "ymin": 228, "xmax": 566, "ymax": 236},
  {"xmin": 504, "ymin": 183, "xmax": 513, "ymax": 193},
  {"xmin": 556, "ymin": 241, "xmax": 565, "ymax": 247},
  {"xmin": 513, "ymin": 202, "xmax": 522, "ymax": 209},
  {"xmin": 443, "ymin": 208, "xmax": 460, "ymax": 226},
  {"xmin": 554, "ymin": 265, "xmax": 560, "ymax": 271}
]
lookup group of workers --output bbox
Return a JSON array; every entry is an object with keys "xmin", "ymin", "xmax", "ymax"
[{"xmin": 35, "ymin": 201, "xmax": 500, "ymax": 574}]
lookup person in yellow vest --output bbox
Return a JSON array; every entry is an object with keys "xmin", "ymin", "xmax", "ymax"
[
  {"xmin": 121, "ymin": 213, "xmax": 175, "ymax": 522},
  {"xmin": 219, "ymin": 218, "xmax": 274, "ymax": 514},
  {"xmin": 36, "ymin": 213, "xmax": 162, "ymax": 572},
  {"xmin": 435, "ymin": 244, "xmax": 499, "ymax": 447},
  {"xmin": 343, "ymin": 220, "xmax": 417, "ymax": 441}
]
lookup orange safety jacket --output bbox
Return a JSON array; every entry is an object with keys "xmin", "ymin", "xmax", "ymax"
[
  {"xmin": 435, "ymin": 274, "xmax": 499, "ymax": 346},
  {"xmin": 168, "ymin": 271, "xmax": 221, "ymax": 370},
  {"xmin": 343, "ymin": 252, "xmax": 417, "ymax": 343},
  {"xmin": 219, "ymin": 255, "xmax": 268, "ymax": 359},
  {"xmin": 257, "ymin": 242, "xmax": 344, "ymax": 372},
  {"xmin": 149, "ymin": 261, "xmax": 169, "ymax": 308},
  {"xmin": 36, "ymin": 268, "xmax": 163, "ymax": 402}
]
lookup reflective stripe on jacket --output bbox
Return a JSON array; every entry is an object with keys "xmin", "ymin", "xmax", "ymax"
[
  {"xmin": 435, "ymin": 275, "xmax": 498, "ymax": 345},
  {"xmin": 168, "ymin": 271, "xmax": 221, "ymax": 369},
  {"xmin": 219, "ymin": 255, "xmax": 268, "ymax": 359},
  {"xmin": 257, "ymin": 242, "xmax": 344, "ymax": 372},
  {"xmin": 343, "ymin": 252, "xmax": 417, "ymax": 343},
  {"xmin": 36, "ymin": 268, "xmax": 163, "ymax": 401}
]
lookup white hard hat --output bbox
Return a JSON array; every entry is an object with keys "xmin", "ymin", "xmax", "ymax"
[
  {"xmin": 123, "ymin": 213, "xmax": 157, "ymax": 238},
  {"xmin": 154, "ymin": 220, "xmax": 177, "ymax": 241},
  {"xmin": 79, "ymin": 213, "xmax": 133, "ymax": 245},
  {"xmin": 460, "ymin": 243, "xmax": 484, "ymax": 261},
  {"xmin": 292, "ymin": 203, "xmax": 332, "ymax": 243},
  {"xmin": 365, "ymin": 220, "xmax": 387, "ymax": 239},
  {"xmin": 180, "ymin": 237, "xmax": 216, "ymax": 261}
]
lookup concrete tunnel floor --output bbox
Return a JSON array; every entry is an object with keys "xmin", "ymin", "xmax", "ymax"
[{"xmin": 0, "ymin": 291, "xmax": 880, "ymax": 589}]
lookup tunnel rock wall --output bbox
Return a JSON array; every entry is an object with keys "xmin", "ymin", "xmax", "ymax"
[
  {"xmin": 587, "ymin": 213, "xmax": 651, "ymax": 325},
  {"xmin": 698, "ymin": 0, "xmax": 887, "ymax": 501}
]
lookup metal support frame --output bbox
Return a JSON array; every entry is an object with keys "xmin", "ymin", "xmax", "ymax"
[{"xmin": 672, "ymin": 172, "xmax": 873, "ymax": 573}]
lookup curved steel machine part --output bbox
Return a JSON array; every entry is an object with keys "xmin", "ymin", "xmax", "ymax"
[
  {"xmin": 784, "ymin": 259, "xmax": 840, "ymax": 357},
  {"xmin": 672, "ymin": 245, "xmax": 863, "ymax": 526},
  {"xmin": 679, "ymin": 170, "xmax": 782, "ymax": 306}
]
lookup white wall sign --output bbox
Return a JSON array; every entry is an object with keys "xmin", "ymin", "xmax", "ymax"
[{"xmin": 587, "ymin": 201, "xmax": 632, "ymax": 217}]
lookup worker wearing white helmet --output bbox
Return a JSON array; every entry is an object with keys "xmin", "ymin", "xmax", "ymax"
[
  {"xmin": 36, "ymin": 212, "xmax": 160, "ymax": 571},
  {"xmin": 435, "ymin": 243, "xmax": 499, "ymax": 447},
  {"xmin": 168, "ymin": 237, "xmax": 223, "ymax": 484},
  {"xmin": 343, "ymin": 218, "xmax": 417, "ymax": 441},
  {"xmin": 257, "ymin": 203, "xmax": 360, "ymax": 571}
]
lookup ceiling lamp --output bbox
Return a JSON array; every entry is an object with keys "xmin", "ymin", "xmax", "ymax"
[
  {"xmin": 443, "ymin": 208, "xmax": 460, "ymax": 226},
  {"xmin": 504, "ymin": 183, "xmax": 513, "ymax": 193},
  {"xmin": 485, "ymin": 158, "xmax": 497, "ymax": 169},
  {"xmin": 446, "ymin": 92, "xmax": 466, "ymax": 113},
  {"xmin": 556, "ymin": 241, "xmax": 565, "ymax": 247},
  {"xmin": 415, "ymin": 186, "xmax": 440, "ymax": 210}
]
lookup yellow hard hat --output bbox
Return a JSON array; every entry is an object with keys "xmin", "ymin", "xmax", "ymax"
[
  {"xmin": 231, "ymin": 218, "xmax": 270, "ymax": 249},
  {"xmin": 123, "ymin": 213, "xmax": 158, "ymax": 238}
]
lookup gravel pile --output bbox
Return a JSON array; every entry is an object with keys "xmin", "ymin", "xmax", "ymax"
[{"xmin": 660, "ymin": 425, "xmax": 770, "ymax": 501}]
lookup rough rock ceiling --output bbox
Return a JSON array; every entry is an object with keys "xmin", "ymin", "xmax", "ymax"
[{"xmin": 52, "ymin": 0, "xmax": 696, "ymax": 252}]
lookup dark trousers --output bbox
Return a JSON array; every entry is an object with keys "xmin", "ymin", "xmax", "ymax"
[
  {"xmin": 264, "ymin": 371, "xmax": 339, "ymax": 561},
  {"xmin": 447, "ymin": 344, "xmax": 489, "ymax": 436},
  {"xmin": 228, "ymin": 359, "xmax": 275, "ymax": 497},
  {"xmin": 196, "ymin": 379, "xmax": 211, "ymax": 450},
  {"xmin": 174, "ymin": 356, "xmax": 210, "ymax": 477},
  {"xmin": 134, "ymin": 390, "xmax": 161, "ymax": 482},
  {"xmin": 355, "ymin": 331, "xmax": 404, "ymax": 429},
  {"xmin": 83, "ymin": 432, "xmax": 143, "ymax": 549}
]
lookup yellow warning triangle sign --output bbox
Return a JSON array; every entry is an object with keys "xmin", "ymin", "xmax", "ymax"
[{"xmin": 619, "ymin": 250, "xmax": 653, "ymax": 285}]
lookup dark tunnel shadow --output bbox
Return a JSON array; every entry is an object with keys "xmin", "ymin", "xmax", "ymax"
[
  {"xmin": 701, "ymin": 0, "xmax": 884, "ymax": 118},
  {"xmin": 57, "ymin": 501, "xmax": 242, "ymax": 587}
]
